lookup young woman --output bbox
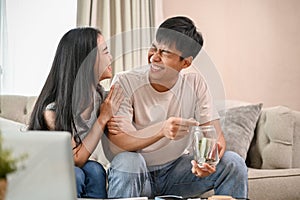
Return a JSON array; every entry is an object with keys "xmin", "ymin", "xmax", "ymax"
[{"xmin": 28, "ymin": 27, "xmax": 123, "ymax": 198}]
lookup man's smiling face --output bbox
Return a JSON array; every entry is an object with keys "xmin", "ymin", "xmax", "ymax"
[{"xmin": 147, "ymin": 41, "xmax": 186, "ymax": 90}]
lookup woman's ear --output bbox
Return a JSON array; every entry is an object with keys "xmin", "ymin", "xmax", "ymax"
[{"xmin": 182, "ymin": 56, "xmax": 193, "ymax": 69}]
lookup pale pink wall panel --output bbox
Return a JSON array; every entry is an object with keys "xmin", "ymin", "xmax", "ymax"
[{"xmin": 162, "ymin": 0, "xmax": 300, "ymax": 110}]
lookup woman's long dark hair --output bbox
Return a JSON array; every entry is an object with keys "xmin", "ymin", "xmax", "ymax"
[{"xmin": 28, "ymin": 27, "xmax": 101, "ymax": 139}]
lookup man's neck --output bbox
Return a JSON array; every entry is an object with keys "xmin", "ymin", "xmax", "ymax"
[{"xmin": 149, "ymin": 77, "xmax": 178, "ymax": 92}]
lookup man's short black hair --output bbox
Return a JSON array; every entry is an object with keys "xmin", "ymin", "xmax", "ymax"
[{"xmin": 156, "ymin": 16, "xmax": 204, "ymax": 59}]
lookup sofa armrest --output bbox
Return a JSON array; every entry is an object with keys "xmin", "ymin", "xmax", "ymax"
[
  {"xmin": 0, "ymin": 95, "xmax": 37, "ymax": 125},
  {"xmin": 292, "ymin": 110, "xmax": 300, "ymax": 167}
]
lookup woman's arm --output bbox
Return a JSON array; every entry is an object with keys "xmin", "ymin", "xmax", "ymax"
[
  {"xmin": 73, "ymin": 85, "xmax": 123, "ymax": 167},
  {"xmin": 72, "ymin": 119, "xmax": 106, "ymax": 167},
  {"xmin": 44, "ymin": 85, "xmax": 123, "ymax": 167}
]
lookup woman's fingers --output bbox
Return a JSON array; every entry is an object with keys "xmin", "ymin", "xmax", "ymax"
[
  {"xmin": 106, "ymin": 84, "xmax": 115, "ymax": 100},
  {"xmin": 111, "ymin": 84, "xmax": 121, "ymax": 99},
  {"xmin": 110, "ymin": 84, "xmax": 124, "ymax": 103},
  {"xmin": 105, "ymin": 84, "xmax": 124, "ymax": 115},
  {"xmin": 112, "ymin": 85, "xmax": 124, "ymax": 106}
]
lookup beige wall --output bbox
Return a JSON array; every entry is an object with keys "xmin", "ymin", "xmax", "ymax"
[{"xmin": 162, "ymin": 0, "xmax": 300, "ymax": 111}]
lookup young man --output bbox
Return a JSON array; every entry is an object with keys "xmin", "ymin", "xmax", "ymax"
[{"xmin": 106, "ymin": 16, "xmax": 248, "ymax": 199}]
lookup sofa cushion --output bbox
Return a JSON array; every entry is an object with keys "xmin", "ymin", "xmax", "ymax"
[
  {"xmin": 248, "ymin": 168, "xmax": 300, "ymax": 200},
  {"xmin": 220, "ymin": 103, "xmax": 263, "ymax": 160},
  {"xmin": 247, "ymin": 106, "xmax": 295, "ymax": 169}
]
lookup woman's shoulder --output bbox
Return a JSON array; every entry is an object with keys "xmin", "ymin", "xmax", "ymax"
[
  {"xmin": 44, "ymin": 102, "xmax": 56, "ymax": 130},
  {"xmin": 45, "ymin": 102, "xmax": 56, "ymax": 111}
]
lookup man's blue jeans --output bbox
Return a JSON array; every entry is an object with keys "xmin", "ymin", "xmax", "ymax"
[
  {"xmin": 75, "ymin": 160, "xmax": 107, "ymax": 198},
  {"xmin": 107, "ymin": 151, "xmax": 248, "ymax": 199}
]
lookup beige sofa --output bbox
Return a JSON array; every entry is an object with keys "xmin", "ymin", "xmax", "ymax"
[{"xmin": 1, "ymin": 95, "xmax": 300, "ymax": 200}]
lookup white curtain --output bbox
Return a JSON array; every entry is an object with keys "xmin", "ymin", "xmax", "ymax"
[
  {"xmin": 0, "ymin": 0, "xmax": 7, "ymax": 95},
  {"xmin": 1, "ymin": 0, "xmax": 76, "ymax": 96},
  {"xmin": 77, "ymin": 0, "xmax": 163, "ymax": 81}
]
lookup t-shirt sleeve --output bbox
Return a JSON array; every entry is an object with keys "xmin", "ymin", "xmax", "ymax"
[
  {"xmin": 194, "ymin": 74, "xmax": 220, "ymax": 124},
  {"xmin": 111, "ymin": 73, "xmax": 135, "ymax": 126}
]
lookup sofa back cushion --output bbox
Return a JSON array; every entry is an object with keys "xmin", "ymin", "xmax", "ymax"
[
  {"xmin": 219, "ymin": 103, "xmax": 263, "ymax": 160},
  {"xmin": 0, "ymin": 95, "xmax": 37, "ymax": 125},
  {"xmin": 247, "ymin": 106, "xmax": 300, "ymax": 169}
]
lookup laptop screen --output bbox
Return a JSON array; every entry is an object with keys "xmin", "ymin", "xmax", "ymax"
[{"xmin": 2, "ymin": 131, "xmax": 77, "ymax": 200}]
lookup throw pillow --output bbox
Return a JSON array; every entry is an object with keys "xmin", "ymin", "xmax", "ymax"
[{"xmin": 219, "ymin": 103, "xmax": 263, "ymax": 160}]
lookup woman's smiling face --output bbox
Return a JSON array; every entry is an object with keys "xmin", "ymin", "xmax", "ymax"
[{"xmin": 96, "ymin": 34, "xmax": 113, "ymax": 82}]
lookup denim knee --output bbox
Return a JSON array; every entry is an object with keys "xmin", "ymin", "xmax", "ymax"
[
  {"xmin": 80, "ymin": 160, "xmax": 107, "ymax": 198},
  {"xmin": 75, "ymin": 166, "xmax": 85, "ymax": 184},
  {"xmin": 108, "ymin": 152, "xmax": 151, "ymax": 198},
  {"xmin": 82, "ymin": 160, "xmax": 106, "ymax": 177},
  {"xmin": 214, "ymin": 151, "xmax": 248, "ymax": 198},
  {"xmin": 110, "ymin": 152, "xmax": 147, "ymax": 173},
  {"xmin": 221, "ymin": 151, "xmax": 248, "ymax": 176},
  {"xmin": 75, "ymin": 166, "xmax": 85, "ymax": 197}
]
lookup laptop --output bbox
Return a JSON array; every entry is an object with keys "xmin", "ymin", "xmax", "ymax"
[{"xmin": 1, "ymin": 131, "xmax": 77, "ymax": 200}]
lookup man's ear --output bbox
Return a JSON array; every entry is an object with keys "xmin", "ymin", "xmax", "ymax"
[{"xmin": 182, "ymin": 56, "xmax": 193, "ymax": 69}]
